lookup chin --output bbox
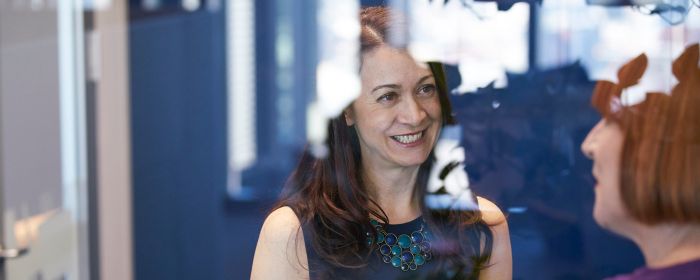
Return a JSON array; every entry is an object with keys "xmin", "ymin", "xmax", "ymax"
[
  {"xmin": 593, "ymin": 206, "xmax": 628, "ymax": 235},
  {"xmin": 396, "ymin": 159, "xmax": 426, "ymax": 167},
  {"xmin": 592, "ymin": 210, "xmax": 606, "ymax": 227},
  {"xmin": 592, "ymin": 201, "xmax": 610, "ymax": 225},
  {"xmin": 394, "ymin": 154, "xmax": 430, "ymax": 167}
]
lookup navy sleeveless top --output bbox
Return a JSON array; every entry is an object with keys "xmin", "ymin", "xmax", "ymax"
[{"xmin": 298, "ymin": 214, "xmax": 485, "ymax": 280}]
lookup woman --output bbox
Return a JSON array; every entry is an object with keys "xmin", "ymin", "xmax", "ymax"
[
  {"xmin": 581, "ymin": 43, "xmax": 700, "ymax": 279},
  {"xmin": 251, "ymin": 7, "xmax": 511, "ymax": 280}
]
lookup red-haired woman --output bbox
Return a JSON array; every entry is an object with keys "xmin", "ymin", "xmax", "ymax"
[
  {"xmin": 581, "ymin": 43, "xmax": 700, "ymax": 279},
  {"xmin": 251, "ymin": 6, "xmax": 512, "ymax": 280}
]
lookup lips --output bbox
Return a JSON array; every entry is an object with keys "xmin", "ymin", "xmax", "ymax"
[
  {"xmin": 591, "ymin": 169, "xmax": 599, "ymax": 187},
  {"xmin": 391, "ymin": 131, "xmax": 424, "ymax": 145}
]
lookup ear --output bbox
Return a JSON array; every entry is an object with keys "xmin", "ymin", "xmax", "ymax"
[{"xmin": 344, "ymin": 108, "xmax": 356, "ymax": 126}]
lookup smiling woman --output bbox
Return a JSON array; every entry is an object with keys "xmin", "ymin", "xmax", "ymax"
[
  {"xmin": 250, "ymin": 6, "xmax": 511, "ymax": 280},
  {"xmin": 346, "ymin": 46, "xmax": 442, "ymax": 170}
]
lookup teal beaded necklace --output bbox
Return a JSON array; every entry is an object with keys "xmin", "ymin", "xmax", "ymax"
[{"xmin": 366, "ymin": 218, "xmax": 433, "ymax": 272}]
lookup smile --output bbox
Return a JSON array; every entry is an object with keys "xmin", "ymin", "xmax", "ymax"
[{"xmin": 391, "ymin": 131, "xmax": 423, "ymax": 144}]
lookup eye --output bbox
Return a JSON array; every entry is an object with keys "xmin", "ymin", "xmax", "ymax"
[
  {"xmin": 377, "ymin": 92, "xmax": 398, "ymax": 103},
  {"xmin": 417, "ymin": 84, "xmax": 436, "ymax": 96}
]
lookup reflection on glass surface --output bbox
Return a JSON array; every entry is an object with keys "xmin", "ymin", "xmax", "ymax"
[
  {"xmin": 122, "ymin": 0, "xmax": 700, "ymax": 278},
  {"xmin": 403, "ymin": 0, "xmax": 529, "ymax": 92},
  {"xmin": 310, "ymin": 0, "xmax": 361, "ymax": 155},
  {"xmin": 539, "ymin": 0, "xmax": 700, "ymax": 101}
]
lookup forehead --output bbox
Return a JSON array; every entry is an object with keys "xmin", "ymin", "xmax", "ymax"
[{"xmin": 360, "ymin": 46, "xmax": 432, "ymax": 87}]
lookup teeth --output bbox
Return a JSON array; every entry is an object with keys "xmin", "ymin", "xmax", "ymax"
[{"xmin": 392, "ymin": 132, "xmax": 423, "ymax": 144}]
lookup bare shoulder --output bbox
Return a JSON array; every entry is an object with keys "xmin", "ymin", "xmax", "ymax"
[
  {"xmin": 476, "ymin": 196, "xmax": 507, "ymax": 225},
  {"xmin": 251, "ymin": 206, "xmax": 309, "ymax": 280},
  {"xmin": 261, "ymin": 206, "xmax": 302, "ymax": 239},
  {"xmin": 476, "ymin": 196, "xmax": 512, "ymax": 280}
]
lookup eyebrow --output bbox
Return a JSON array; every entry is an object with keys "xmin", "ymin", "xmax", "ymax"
[
  {"xmin": 415, "ymin": 75, "xmax": 434, "ymax": 86},
  {"xmin": 370, "ymin": 75, "xmax": 434, "ymax": 94},
  {"xmin": 371, "ymin": 84, "xmax": 400, "ymax": 94}
]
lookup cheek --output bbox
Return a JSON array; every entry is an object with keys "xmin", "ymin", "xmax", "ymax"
[
  {"xmin": 594, "ymin": 187, "xmax": 627, "ymax": 228},
  {"xmin": 604, "ymin": 149, "xmax": 623, "ymax": 187},
  {"xmin": 424, "ymin": 97, "xmax": 443, "ymax": 120},
  {"xmin": 595, "ymin": 169, "xmax": 626, "ymax": 218},
  {"xmin": 355, "ymin": 108, "xmax": 394, "ymax": 133}
]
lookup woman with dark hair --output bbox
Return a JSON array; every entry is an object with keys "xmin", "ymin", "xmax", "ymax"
[
  {"xmin": 251, "ymin": 7, "xmax": 511, "ymax": 279},
  {"xmin": 581, "ymin": 43, "xmax": 700, "ymax": 279}
]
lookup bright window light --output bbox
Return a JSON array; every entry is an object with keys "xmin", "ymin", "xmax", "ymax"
[
  {"xmin": 227, "ymin": 0, "xmax": 256, "ymax": 195},
  {"xmin": 182, "ymin": 0, "xmax": 201, "ymax": 12}
]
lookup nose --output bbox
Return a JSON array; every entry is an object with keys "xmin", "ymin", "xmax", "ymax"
[
  {"xmin": 581, "ymin": 120, "xmax": 602, "ymax": 159},
  {"xmin": 398, "ymin": 96, "xmax": 428, "ymax": 126}
]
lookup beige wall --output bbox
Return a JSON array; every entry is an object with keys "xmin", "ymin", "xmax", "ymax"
[{"xmin": 93, "ymin": 1, "xmax": 134, "ymax": 279}]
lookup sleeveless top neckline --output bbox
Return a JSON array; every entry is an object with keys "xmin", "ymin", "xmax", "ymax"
[
  {"xmin": 289, "ymin": 207, "xmax": 486, "ymax": 279},
  {"xmin": 375, "ymin": 216, "xmax": 423, "ymax": 231}
]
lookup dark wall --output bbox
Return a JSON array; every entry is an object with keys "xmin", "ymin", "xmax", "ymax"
[{"xmin": 129, "ymin": 6, "xmax": 228, "ymax": 279}]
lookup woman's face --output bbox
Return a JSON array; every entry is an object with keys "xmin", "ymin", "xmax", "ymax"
[
  {"xmin": 346, "ymin": 45, "xmax": 442, "ymax": 169},
  {"xmin": 581, "ymin": 119, "xmax": 630, "ymax": 232}
]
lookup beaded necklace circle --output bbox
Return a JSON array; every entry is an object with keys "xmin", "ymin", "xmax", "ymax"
[{"xmin": 366, "ymin": 218, "xmax": 433, "ymax": 272}]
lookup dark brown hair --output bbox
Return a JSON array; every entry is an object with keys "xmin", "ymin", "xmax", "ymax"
[
  {"xmin": 591, "ymin": 43, "xmax": 700, "ymax": 225},
  {"xmin": 274, "ymin": 6, "xmax": 492, "ymax": 279}
]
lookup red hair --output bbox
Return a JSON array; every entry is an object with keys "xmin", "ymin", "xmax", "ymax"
[{"xmin": 591, "ymin": 43, "xmax": 700, "ymax": 224}]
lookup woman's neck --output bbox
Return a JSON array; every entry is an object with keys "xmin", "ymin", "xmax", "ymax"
[
  {"xmin": 628, "ymin": 223, "xmax": 700, "ymax": 268},
  {"xmin": 361, "ymin": 161, "xmax": 421, "ymax": 224}
]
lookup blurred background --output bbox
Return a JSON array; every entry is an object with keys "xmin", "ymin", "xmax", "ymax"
[{"xmin": 0, "ymin": 0, "xmax": 698, "ymax": 279}]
